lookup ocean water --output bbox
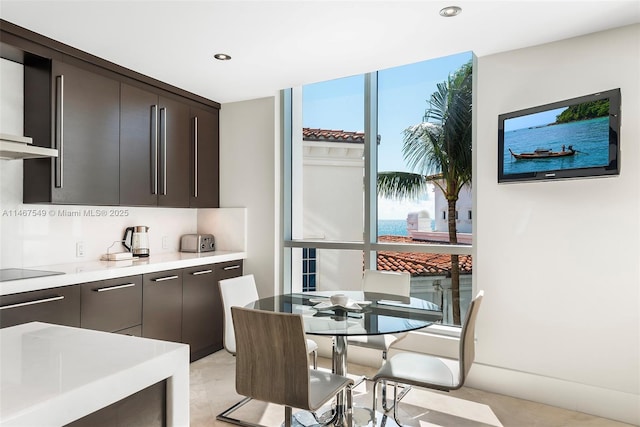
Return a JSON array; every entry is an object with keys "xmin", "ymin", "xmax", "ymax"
[
  {"xmin": 378, "ymin": 219, "xmax": 408, "ymax": 236},
  {"xmin": 503, "ymin": 116, "xmax": 609, "ymax": 175}
]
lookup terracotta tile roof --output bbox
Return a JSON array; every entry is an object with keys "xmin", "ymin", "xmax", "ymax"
[
  {"xmin": 377, "ymin": 235, "xmax": 472, "ymax": 276},
  {"xmin": 303, "ymin": 128, "xmax": 365, "ymax": 143}
]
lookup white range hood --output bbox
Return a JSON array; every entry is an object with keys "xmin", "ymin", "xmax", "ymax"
[{"xmin": 0, "ymin": 133, "xmax": 58, "ymax": 160}]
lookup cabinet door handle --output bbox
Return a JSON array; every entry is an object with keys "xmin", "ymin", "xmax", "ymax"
[
  {"xmin": 95, "ymin": 283, "xmax": 136, "ymax": 292},
  {"xmin": 193, "ymin": 116, "xmax": 198, "ymax": 198},
  {"xmin": 0, "ymin": 295, "xmax": 64, "ymax": 311},
  {"xmin": 152, "ymin": 275, "xmax": 179, "ymax": 282},
  {"xmin": 151, "ymin": 105, "xmax": 158, "ymax": 195},
  {"xmin": 55, "ymin": 75, "xmax": 64, "ymax": 188},
  {"xmin": 160, "ymin": 107, "xmax": 167, "ymax": 195},
  {"xmin": 223, "ymin": 265, "xmax": 241, "ymax": 271},
  {"xmin": 191, "ymin": 269, "xmax": 212, "ymax": 276}
]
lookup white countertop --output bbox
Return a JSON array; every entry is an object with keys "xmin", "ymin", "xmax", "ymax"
[
  {"xmin": 0, "ymin": 250, "xmax": 246, "ymax": 296},
  {"xmin": 0, "ymin": 322, "xmax": 190, "ymax": 426}
]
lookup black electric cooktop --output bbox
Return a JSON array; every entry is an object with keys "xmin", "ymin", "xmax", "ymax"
[{"xmin": 0, "ymin": 268, "xmax": 65, "ymax": 282}]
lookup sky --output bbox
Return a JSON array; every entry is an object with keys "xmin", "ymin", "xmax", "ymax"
[
  {"xmin": 302, "ymin": 51, "xmax": 472, "ymax": 219},
  {"xmin": 503, "ymin": 107, "xmax": 567, "ymax": 132}
]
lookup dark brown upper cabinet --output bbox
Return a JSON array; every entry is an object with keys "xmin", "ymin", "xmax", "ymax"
[
  {"xmin": 24, "ymin": 59, "xmax": 120, "ymax": 205},
  {"xmin": 120, "ymin": 84, "xmax": 190, "ymax": 207},
  {"xmin": 189, "ymin": 106, "xmax": 220, "ymax": 208},
  {"xmin": 3, "ymin": 19, "xmax": 220, "ymax": 208}
]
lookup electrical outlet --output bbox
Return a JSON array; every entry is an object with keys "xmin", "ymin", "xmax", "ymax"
[
  {"xmin": 162, "ymin": 236, "xmax": 169, "ymax": 249},
  {"xmin": 76, "ymin": 241, "xmax": 85, "ymax": 257}
]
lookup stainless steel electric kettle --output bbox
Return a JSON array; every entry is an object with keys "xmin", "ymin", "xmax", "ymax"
[{"xmin": 123, "ymin": 226, "xmax": 150, "ymax": 257}]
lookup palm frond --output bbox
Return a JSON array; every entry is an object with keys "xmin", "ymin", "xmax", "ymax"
[{"xmin": 377, "ymin": 172, "xmax": 428, "ymax": 200}]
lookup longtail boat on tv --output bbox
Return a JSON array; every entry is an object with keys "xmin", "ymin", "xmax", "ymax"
[{"xmin": 508, "ymin": 145, "xmax": 576, "ymax": 160}]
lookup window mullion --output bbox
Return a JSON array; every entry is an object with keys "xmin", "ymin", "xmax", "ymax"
[{"xmin": 364, "ymin": 72, "xmax": 378, "ymax": 270}]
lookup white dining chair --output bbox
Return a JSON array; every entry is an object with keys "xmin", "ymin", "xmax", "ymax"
[
  {"xmin": 347, "ymin": 269, "xmax": 412, "ymax": 410},
  {"xmin": 348, "ymin": 270, "xmax": 412, "ymax": 356},
  {"xmin": 372, "ymin": 290, "xmax": 484, "ymax": 425},
  {"xmin": 218, "ymin": 274, "xmax": 318, "ymax": 365}
]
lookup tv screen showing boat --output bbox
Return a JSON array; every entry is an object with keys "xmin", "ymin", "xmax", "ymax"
[{"xmin": 498, "ymin": 89, "xmax": 620, "ymax": 183}]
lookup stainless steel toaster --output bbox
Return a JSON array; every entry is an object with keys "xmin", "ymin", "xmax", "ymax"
[{"xmin": 180, "ymin": 234, "xmax": 215, "ymax": 253}]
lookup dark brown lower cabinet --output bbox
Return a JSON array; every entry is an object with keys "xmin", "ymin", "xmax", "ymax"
[
  {"xmin": 182, "ymin": 260, "xmax": 243, "ymax": 361},
  {"xmin": 1, "ymin": 259, "xmax": 243, "ymax": 360},
  {"xmin": 0, "ymin": 285, "xmax": 80, "ymax": 329},
  {"xmin": 182, "ymin": 264, "xmax": 217, "ymax": 361},
  {"xmin": 65, "ymin": 380, "xmax": 166, "ymax": 427},
  {"xmin": 80, "ymin": 275, "xmax": 142, "ymax": 333},
  {"xmin": 142, "ymin": 269, "xmax": 183, "ymax": 343}
]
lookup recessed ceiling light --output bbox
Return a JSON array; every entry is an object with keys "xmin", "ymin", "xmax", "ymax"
[
  {"xmin": 439, "ymin": 6, "xmax": 462, "ymax": 17},
  {"xmin": 213, "ymin": 53, "xmax": 232, "ymax": 61}
]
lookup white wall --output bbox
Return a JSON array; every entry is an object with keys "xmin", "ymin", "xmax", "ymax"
[
  {"xmin": 219, "ymin": 96, "xmax": 279, "ymax": 297},
  {"xmin": 434, "ymin": 183, "xmax": 473, "ymax": 233},
  {"xmin": 473, "ymin": 24, "xmax": 639, "ymax": 424}
]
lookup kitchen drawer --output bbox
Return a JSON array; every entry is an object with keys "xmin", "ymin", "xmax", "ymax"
[
  {"xmin": 0, "ymin": 285, "xmax": 80, "ymax": 328},
  {"xmin": 81, "ymin": 275, "xmax": 142, "ymax": 333},
  {"xmin": 214, "ymin": 259, "xmax": 244, "ymax": 281}
]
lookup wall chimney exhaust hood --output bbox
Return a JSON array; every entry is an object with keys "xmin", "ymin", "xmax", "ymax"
[{"xmin": 0, "ymin": 133, "xmax": 58, "ymax": 160}]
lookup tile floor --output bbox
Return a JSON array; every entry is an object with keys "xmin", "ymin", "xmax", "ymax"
[{"xmin": 190, "ymin": 350, "xmax": 632, "ymax": 427}]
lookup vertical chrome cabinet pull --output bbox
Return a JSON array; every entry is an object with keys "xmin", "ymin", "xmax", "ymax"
[
  {"xmin": 151, "ymin": 105, "xmax": 158, "ymax": 195},
  {"xmin": 0, "ymin": 295, "xmax": 64, "ymax": 310},
  {"xmin": 223, "ymin": 265, "xmax": 241, "ymax": 271},
  {"xmin": 160, "ymin": 107, "xmax": 167, "ymax": 195},
  {"xmin": 193, "ymin": 116, "xmax": 198, "ymax": 198},
  {"xmin": 55, "ymin": 75, "xmax": 64, "ymax": 188},
  {"xmin": 191, "ymin": 269, "xmax": 212, "ymax": 276}
]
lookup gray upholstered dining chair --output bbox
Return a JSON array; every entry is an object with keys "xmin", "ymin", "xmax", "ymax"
[
  {"xmin": 228, "ymin": 306, "xmax": 354, "ymax": 427},
  {"xmin": 347, "ymin": 269, "xmax": 412, "ymax": 410},
  {"xmin": 217, "ymin": 275, "xmax": 319, "ymax": 426},
  {"xmin": 371, "ymin": 290, "xmax": 484, "ymax": 426}
]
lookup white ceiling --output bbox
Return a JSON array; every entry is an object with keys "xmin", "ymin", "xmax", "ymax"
[{"xmin": 1, "ymin": 1, "xmax": 639, "ymax": 104}]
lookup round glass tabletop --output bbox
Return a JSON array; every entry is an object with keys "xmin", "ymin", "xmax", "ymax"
[{"xmin": 247, "ymin": 290, "xmax": 442, "ymax": 337}]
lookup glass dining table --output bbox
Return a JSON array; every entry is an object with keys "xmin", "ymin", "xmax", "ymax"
[{"xmin": 247, "ymin": 290, "xmax": 443, "ymax": 426}]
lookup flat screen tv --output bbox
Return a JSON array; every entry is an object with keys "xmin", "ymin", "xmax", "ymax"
[{"xmin": 498, "ymin": 88, "xmax": 620, "ymax": 183}]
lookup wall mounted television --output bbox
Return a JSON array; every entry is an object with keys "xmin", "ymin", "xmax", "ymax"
[{"xmin": 498, "ymin": 88, "xmax": 620, "ymax": 183}]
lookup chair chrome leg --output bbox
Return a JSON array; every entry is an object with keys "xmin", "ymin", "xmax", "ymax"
[
  {"xmin": 312, "ymin": 349, "xmax": 318, "ymax": 369},
  {"xmin": 380, "ymin": 350, "xmax": 391, "ymax": 412},
  {"xmin": 216, "ymin": 396, "xmax": 264, "ymax": 427},
  {"xmin": 381, "ymin": 383, "xmax": 412, "ymax": 413},
  {"xmin": 371, "ymin": 380, "xmax": 378, "ymax": 425},
  {"xmin": 346, "ymin": 384, "xmax": 353, "ymax": 427},
  {"xmin": 391, "ymin": 384, "xmax": 405, "ymax": 427}
]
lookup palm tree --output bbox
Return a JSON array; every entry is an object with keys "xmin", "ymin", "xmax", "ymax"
[{"xmin": 378, "ymin": 61, "xmax": 472, "ymax": 325}]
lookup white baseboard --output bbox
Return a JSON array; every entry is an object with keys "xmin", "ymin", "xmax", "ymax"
[
  {"xmin": 466, "ymin": 363, "xmax": 640, "ymax": 426},
  {"xmin": 310, "ymin": 332, "xmax": 639, "ymax": 426}
]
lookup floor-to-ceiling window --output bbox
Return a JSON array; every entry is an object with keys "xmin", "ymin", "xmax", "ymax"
[{"xmin": 284, "ymin": 52, "xmax": 473, "ymax": 326}]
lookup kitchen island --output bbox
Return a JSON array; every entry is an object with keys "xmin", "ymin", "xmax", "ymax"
[{"xmin": 0, "ymin": 322, "xmax": 189, "ymax": 426}]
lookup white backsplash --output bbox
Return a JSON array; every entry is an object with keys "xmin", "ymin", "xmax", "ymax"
[
  {"xmin": 0, "ymin": 166, "xmax": 198, "ymax": 268},
  {"xmin": 198, "ymin": 207, "xmax": 247, "ymax": 252}
]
